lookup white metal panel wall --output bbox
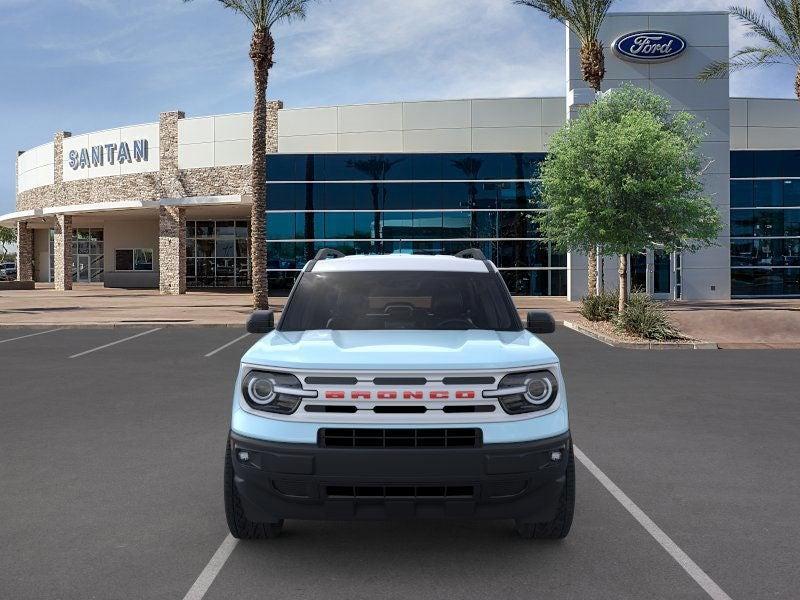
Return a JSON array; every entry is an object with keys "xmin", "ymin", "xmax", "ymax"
[
  {"xmin": 178, "ymin": 113, "xmax": 252, "ymax": 169},
  {"xmin": 729, "ymin": 98, "xmax": 800, "ymax": 150},
  {"xmin": 567, "ymin": 11, "xmax": 731, "ymax": 301},
  {"xmin": 276, "ymin": 98, "xmax": 562, "ymax": 154},
  {"xmin": 17, "ymin": 142, "xmax": 55, "ymax": 193}
]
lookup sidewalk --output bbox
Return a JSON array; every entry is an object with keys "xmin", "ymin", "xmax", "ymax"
[
  {"xmin": 0, "ymin": 284, "xmax": 582, "ymax": 328},
  {"xmin": 1, "ymin": 284, "xmax": 798, "ymax": 347},
  {"xmin": 0, "ymin": 284, "xmax": 254, "ymax": 327},
  {"xmin": 665, "ymin": 300, "xmax": 800, "ymax": 349}
]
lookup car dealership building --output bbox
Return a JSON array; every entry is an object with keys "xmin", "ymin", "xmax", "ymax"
[{"xmin": 4, "ymin": 11, "xmax": 800, "ymax": 299}]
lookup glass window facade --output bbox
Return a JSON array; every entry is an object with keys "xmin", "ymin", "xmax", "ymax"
[
  {"xmin": 731, "ymin": 151, "xmax": 800, "ymax": 296},
  {"xmin": 264, "ymin": 153, "xmax": 565, "ymax": 296},
  {"xmin": 186, "ymin": 220, "xmax": 251, "ymax": 288}
]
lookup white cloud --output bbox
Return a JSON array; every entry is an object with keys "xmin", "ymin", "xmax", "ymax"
[
  {"xmin": 265, "ymin": 0, "xmax": 796, "ymax": 104},
  {"xmin": 267, "ymin": 0, "xmax": 566, "ymax": 102}
]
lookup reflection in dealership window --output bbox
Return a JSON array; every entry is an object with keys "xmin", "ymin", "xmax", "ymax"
[
  {"xmin": 115, "ymin": 248, "xmax": 153, "ymax": 271},
  {"xmin": 263, "ymin": 153, "xmax": 565, "ymax": 297},
  {"xmin": 731, "ymin": 150, "xmax": 800, "ymax": 296},
  {"xmin": 186, "ymin": 220, "xmax": 250, "ymax": 288}
]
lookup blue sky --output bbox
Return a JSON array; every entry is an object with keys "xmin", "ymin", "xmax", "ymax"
[{"xmin": 1, "ymin": 0, "xmax": 797, "ymax": 215}]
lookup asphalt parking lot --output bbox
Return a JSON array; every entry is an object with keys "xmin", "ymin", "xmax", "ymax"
[{"xmin": 1, "ymin": 326, "xmax": 798, "ymax": 599}]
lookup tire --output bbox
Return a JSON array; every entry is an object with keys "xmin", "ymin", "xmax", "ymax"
[
  {"xmin": 224, "ymin": 444, "xmax": 283, "ymax": 539},
  {"xmin": 515, "ymin": 442, "xmax": 575, "ymax": 540}
]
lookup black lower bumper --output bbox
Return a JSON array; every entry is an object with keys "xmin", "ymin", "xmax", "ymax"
[{"xmin": 229, "ymin": 430, "xmax": 571, "ymax": 522}]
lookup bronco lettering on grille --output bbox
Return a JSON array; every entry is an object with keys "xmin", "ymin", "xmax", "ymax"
[{"xmin": 323, "ymin": 390, "xmax": 477, "ymax": 400}]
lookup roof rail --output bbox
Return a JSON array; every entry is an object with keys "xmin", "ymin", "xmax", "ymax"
[
  {"xmin": 455, "ymin": 248, "xmax": 488, "ymax": 261},
  {"xmin": 306, "ymin": 247, "xmax": 346, "ymax": 272},
  {"xmin": 313, "ymin": 248, "xmax": 346, "ymax": 261}
]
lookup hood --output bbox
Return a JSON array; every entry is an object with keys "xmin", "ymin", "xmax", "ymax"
[{"xmin": 241, "ymin": 329, "xmax": 558, "ymax": 371}]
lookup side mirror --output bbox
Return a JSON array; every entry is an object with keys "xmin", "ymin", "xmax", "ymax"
[
  {"xmin": 526, "ymin": 311, "xmax": 555, "ymax": 334},
  {"xmin": 246, "ymin": 310, "xmax": 275, "ymax": 334}
]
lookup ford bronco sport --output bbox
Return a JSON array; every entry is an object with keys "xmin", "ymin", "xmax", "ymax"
[{"xmin": 225, "ymin": 249, "xmax": 574, "ymax": 540}]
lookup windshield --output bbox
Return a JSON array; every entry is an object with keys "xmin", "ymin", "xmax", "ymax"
[{"xmin": 279, "ymin": 271, "xmax": 522, "ymax": 332}]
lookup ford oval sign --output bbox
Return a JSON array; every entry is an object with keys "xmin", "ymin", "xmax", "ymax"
[{"xmin": 613, "ymin": 31, "xmax": 687, "ymax": 63}]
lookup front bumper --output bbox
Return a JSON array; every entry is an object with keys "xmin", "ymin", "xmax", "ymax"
[{"xmin": 229, "ymin": 430, "xmax": 571, "ymax": 522}]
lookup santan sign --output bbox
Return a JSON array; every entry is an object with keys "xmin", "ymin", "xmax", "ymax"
[
  {"xmin": 613, "ymin": 31, "xmax": 687, "ymax": 62},
  {"xmin": 68, "ymin": 139, "xmax": 149, "ymax": 170}
]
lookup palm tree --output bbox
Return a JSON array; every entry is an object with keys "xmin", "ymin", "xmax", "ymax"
[
  {"xmin": 348, "ymin": 157, "xmax": 404, "ymax": 240},
  {"xmin": 451, "ymin": 157, "xmax": 483, "ymax": 238},
  {"xmin": 699, "ymin": 2, "xmax": 800, "ymax": 101},
  {"xmin": 515, "ymin": 0, "xmax": 616, "ymax": 296},
  {"xmin": 185, "ymin": 0, "xmax": 313, "ymax": 309}
]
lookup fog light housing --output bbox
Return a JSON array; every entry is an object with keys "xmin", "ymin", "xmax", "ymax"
[
  {"xmin": 550, "ymin": 450, "xmax": 562, "ymax": 462},
  {"xmin": 237, "ymin": 450, "xmax": 250, "ymax": 463}
]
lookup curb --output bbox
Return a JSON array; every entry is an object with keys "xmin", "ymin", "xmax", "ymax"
[
  {"xmin": 0, "ymin": 322, "xmax": 248, "ymax": 329},
  {"xmin": 562, "ymin": 321, "xmax": 718, "ymax": 350}
]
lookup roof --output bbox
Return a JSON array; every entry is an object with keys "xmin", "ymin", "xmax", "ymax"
[{"xmin": 309, "ymin": 253, "xmax": 494, "ymax": 273}]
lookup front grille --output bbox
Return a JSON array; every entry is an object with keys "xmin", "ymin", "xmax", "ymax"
[
  {"xmin": 319, "ymin": 428, "xmax": 482, "ymax": 448},
  {"xmin": 325, "ymin": 485, "xmax": 475, "ymax": 499}
]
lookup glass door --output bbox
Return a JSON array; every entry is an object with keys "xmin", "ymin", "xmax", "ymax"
[
  {"xmin": 71, "ymin": 229, "xmax": 104, "ymax": 283},
  {"xmin": 652, "ymin": 249, "xmax": 672, "ymax": 299},
  {"xmin": 77, "ymin": 255, "xmax": 90, "ymax": 282},
  {"xmin": 630, "ymin": 252, "xmax": 648, "ymax": 293},
  {"xmin": 626, "ymin": 249, "xmax": 674, "ymax": 299}
]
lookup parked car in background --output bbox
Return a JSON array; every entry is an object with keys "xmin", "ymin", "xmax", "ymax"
[{"xmin": 0, "ymin": 262, "xmax": 16, "ymax": 281}]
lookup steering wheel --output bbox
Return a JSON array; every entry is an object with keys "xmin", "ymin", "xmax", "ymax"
[{"xmin": 436, "ymin": 318, "xmax": 474, "ymax": 329}]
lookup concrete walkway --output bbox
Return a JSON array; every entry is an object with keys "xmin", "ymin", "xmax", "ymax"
[
  {"xmin": 0, "ymin": 284, "xmax": 254, "ymax": 327},
  {"xmin": 665, "ymin": 299, "xmax": 800, "ymax": 348},
  {"xmin": 1, "ymin": 284, "xmax": 798, "ymax": 347}
]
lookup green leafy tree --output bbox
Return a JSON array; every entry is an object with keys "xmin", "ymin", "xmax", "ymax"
[
  {"xmin": 699, "ymin": 2, "xmax": 800, "ymax": 100},
  {"xmin": 536, "ymin": 85, "xmax": 722, "ymax": 313},
  {"xmin": 0, "ymin": 226, "xmax": 15, "ymax": 263},
  {"xmin": 515, "ymin": 0, "xmax": 616, "ymax": 294},
  {"xmin": 184, "ymin": 0, "xmax": 315, "ymax": 309}
]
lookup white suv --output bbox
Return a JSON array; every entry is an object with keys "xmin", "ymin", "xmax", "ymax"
[{"xmin": 225, "ymin": 249, "xmax": 573, "ymax": 540}]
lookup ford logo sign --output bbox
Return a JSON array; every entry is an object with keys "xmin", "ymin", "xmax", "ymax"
[{"xmin": 613, "ymin": 31, "xmax": 687, "ymax": 62}]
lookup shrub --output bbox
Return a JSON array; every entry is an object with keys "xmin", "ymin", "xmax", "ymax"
[
  {"xmin": 580, "ymin": 290, "xmax": 619, "ymax": 322},
  {"xmin": 614, "ymin": 293, "xmax": 684, "ymax": 340}
]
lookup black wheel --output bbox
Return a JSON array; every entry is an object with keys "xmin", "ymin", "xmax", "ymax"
[
  {"xmin": 515, "ymin": 442, "xmax": 575, "ymax": 540},
  {"xmin": 224, "ymin": 444, "xmax": 283, "ymax": 539}
]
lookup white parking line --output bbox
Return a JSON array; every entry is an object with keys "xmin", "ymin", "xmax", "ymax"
[
  {"xmin": 68, "ymin": 328, "xmax": 161, "ymax": 359},
  {"xmin": 182, "ymin": 534, "xmax": 238, "ymax": 600},
  {"xmin": 204, "ymin": 333, "xmax": 251, "ymax": 358},
  {"xmin": 184, "ymin": 445, "xmax": 734, "ymax": 600},
  {"xmin": 574, "ymin": 445, "xmax": 733, "ymax": 600},
  {"xmin": 0, "ymin": 328, "xmax": 63, "ymax": 345}
]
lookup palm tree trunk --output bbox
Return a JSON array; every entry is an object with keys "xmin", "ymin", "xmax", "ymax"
[
  {"xmin": 371, "ymin": 183, "xmax": 381, "ymax": 240},
  {"xmin": 249, "ymin": 29, "xmax": 274, "ymax": 310},
  {"xmin": 580, "ymin": 40, "xmax": 605, "ymax": 93},
  {"xmin": 618, "ymin": 254, "xmax": 628, "ymax": 314},
  {"xmin": 580, "ymin": 40, "xmax": 604, "ymax": 296},
  {"xmin": 796, "ymin": 67, "xmax": 800, "ymax": 102}
]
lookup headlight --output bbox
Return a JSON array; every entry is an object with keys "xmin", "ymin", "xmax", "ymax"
[
  {"xmin": 484, "ymin": 370, "xmax": 559, "ymax": 414},
  {"xmin": 241, "ymin": 370, "xmax": 316, "ymax": 414}
]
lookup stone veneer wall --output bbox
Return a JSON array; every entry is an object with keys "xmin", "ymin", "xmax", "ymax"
[
  {"xmin": 160, "ymin": 111, "xmax": 186, "ymax": 199},
  {"xmin": 158, "ymin": 206, "xmax": 186, "ymax": 294},
  {"xmin": 181, "ymin": 165, "xmax": 251, "ymax": 197},
  {"xmin": 15, "ymin": 102, "xmax": 282, "ymax": 293},
  {"xmin": 16, "ymin": 222, "xmax": 33, "ymax": 281},
  {"xmin": 16, "ymin": 102, "xmax": 283, "ymax": 211},
  {"xmin": 53, "ymin": 214, "xmax": 73, "ymax": 291}
]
